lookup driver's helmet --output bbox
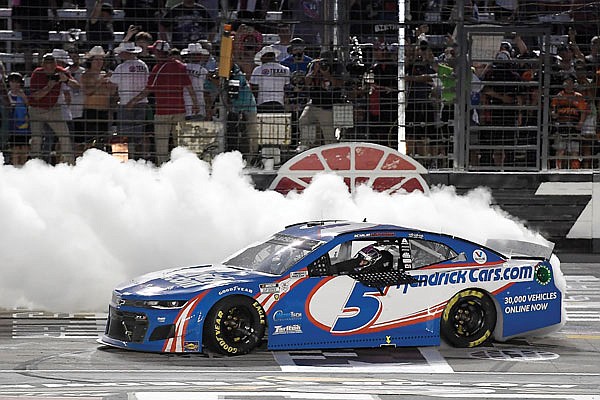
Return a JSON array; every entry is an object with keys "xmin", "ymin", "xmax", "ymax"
[{"xmin": 355, "ymin": 245, "xmax": 382, "ymax": 271}]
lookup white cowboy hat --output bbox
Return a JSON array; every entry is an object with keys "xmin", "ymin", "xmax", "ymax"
[
  {"xmin": 254, "ymin": 45, "xmax": 281, "ymax": 65},
  {"xmin": 255, "ymin": 45, "xmax": 280, "ymax": 59},
  {"xmin": 114, "ymin": 41, "xmax": 143, "ymax": 54},
  {"xmin": 86, "ymin": 45, "xmax": 107, "ymax": 59},
  {"xmin": 51, "ymin": 48, "xmax": 73, "ymax": 65},
  {"xmin": 181, "ymin": 42, "xmax": 209, "ymax": 56}
]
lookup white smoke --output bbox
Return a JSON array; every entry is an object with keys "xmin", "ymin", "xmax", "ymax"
[{"xmin": 0, "ymin": 148, "xmax": 547, "ymax": 312}]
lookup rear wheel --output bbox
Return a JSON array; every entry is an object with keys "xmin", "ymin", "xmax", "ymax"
[
  {"xmin": 441, "ymin": 289, "xmax": 496, "ymax": 348},
  {"xmin": 204, "ymin": 296, "xmax": 266, "ymax": 355}
]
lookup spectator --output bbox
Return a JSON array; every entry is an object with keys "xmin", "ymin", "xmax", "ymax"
[
  {"xmin": 574, "ymin": 60, "xmax": 597, "ymax": 168},
  {"xmin": 272, "ymin": 24, "xmax": 293, "ymax": 62},
  {"xmin": 584, "ymin": 36, "xmax": 600, "ymax": 76},
  {"xmin": 197, "ymin": 39, "xmax": 217, "ymax": 71},
  {"xmin": 29, "ymin": 53, "xmax": 80, "ymax": 164},
  {"xmin": 404, "ymin": 39, "xmax": 437, "ymax": 160},
  {"xmin": 66, "ymin": 48, "xmax": 87, "ymax": 146},
  {"xmin": 81, "ymin": 46, "xmax": 116, "ymax": 152},
  {"xmin": 250, "ymin": 45, "xmax": 290, "ymax": 113},
  {"xmin": 233, "ymin": 24, "xmax": 264, "ymax": 78},
  {"xmin": 479, "ymin": 45, "xmax": 522, "ymax": 167},
  {"xmin": 87, "ymin": 1, "xmax": 116, "ymax": 51},
  {"xmin": 159, "ymin": 0, "xmax": 216, "ymax": 49},
  {"xmin": 551, "ymin": 74, "xmax": 590, "ymax": 169},
  {"xmin": 281, "ymin": 38, "xmax": 313, "ymax": 74},
  {"xmin": 297, "ymin": 52, "xmax": 343, "ymax": 151},
  {"xmin": 134, "ymin": 31, "xmax": 157, "ymax": 72},
  {"xmin": 110, "ymin": 41, "xmax": 150, "ymax": 160},
  {"xmin": 205, "ymin": 64, "xmax": 258, "ymax": 159},
  {"xmin": 369, "ymin": 40, "xmax": 399, "ymax": 147},
  {"xmin": 0, "ymin": 62, "xmax": 10, "ymax": 155},
  {"xmin": 52, "ymin": 49, "xmax": 75, "ymax": 132},
  {"xmin": 7, "ymin": 73, "xmax": 30, "ymax": 166},
  {"xmin": 181, "ymin": 43, "xmax": 210, "ymax": 120},
  {"xmin": 126, "ymin": 40, "xmax": 199, "ymax": 165}
]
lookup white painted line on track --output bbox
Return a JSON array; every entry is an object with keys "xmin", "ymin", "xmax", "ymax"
[{"xmin": 132, "ymin": 393, "xmax": 376, "ymax": 400}]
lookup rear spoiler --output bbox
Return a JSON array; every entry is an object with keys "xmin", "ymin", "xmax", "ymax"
[{"xmin": 485, "ymin": 238, "xmax": 555, "ymax": 260}]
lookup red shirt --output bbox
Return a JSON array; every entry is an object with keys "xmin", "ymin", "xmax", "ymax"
[
  {"xmin": 147, "ymin": 59, "xmax": 192, "ymax": 115},
  {"xmin": 29, "ymin": 66, "xmax": 71, "ymax": 109}
]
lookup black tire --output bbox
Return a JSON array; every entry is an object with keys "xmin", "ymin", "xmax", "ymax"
[
  {"xmin": 203, "ymin": 296, "xmax": 266, "ymax": 356},
  {"xmin": 441, "ymin": 289, "xmax": 496, "ymax": 348}
]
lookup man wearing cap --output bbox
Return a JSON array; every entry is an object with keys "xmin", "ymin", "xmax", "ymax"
[
  {"xmin": 281, "ymin": 38, "xmax": 313, "ymax": 74},
  {"xmin": 111, "ymin": 42, "xmax": 150, "ymax": 160},
  {"xmin": 250, "ymin": 45, "xmax": 290, "ymax": 113},
  {"xmin": 51, "ymin": 49, "xmax": 75, "ymax": 127},
  {"xmin": 126, "ymin": 40, "xmax": 199, "ymax": 164},
  {"xmin": 29, "ymin": 54, "xmax": 80, "ymax": 164},
  {"xmin": 181, "ymin": 43, "xmax": 210, "ymax": 120}
]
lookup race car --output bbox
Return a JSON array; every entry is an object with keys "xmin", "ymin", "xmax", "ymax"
[{"xmin": 99, "ymin": 221, "xmax": 566, "ymax": 355}]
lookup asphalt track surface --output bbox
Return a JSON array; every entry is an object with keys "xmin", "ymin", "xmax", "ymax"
[{"xmin": 0, "ymin": 258, "xmax": 599, "ymax": 400}]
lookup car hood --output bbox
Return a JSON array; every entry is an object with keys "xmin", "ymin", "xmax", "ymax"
[{"xmin": 115, "ymin": 264, "xmax": 268, "ymax": 299}]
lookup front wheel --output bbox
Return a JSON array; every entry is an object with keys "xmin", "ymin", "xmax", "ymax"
[
  {"xmin": 204, "ymin": 296, "xmax": 266, "ymax": 355},
  {"xmin": 441, "ymin": 289, "xmax": 496, "ymax": 348}
]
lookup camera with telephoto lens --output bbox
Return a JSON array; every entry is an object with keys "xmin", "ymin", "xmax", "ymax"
[
  {"xmin": 49, "ymin": 73, "xmax": 61, "ymax": 81},
  {"xmin": 227, "ymin": 79, "xmax": 240, "ymax": 98}
]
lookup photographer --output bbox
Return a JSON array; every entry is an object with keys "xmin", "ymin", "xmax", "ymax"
[
  {"xmin": 29, "ymin": 54, "xmax": 80, "ymax": 164},
  {"xmin": 297, "ymin": 51, "xmax": 343, "ymax": 151}
]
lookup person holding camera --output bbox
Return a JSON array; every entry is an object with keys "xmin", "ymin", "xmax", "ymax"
[
  {"xmin": 296, "ymin": 51, "xmax": 343, "ymax": 151},
  {"xmin": 29, "ymin": 53, "xmax": 81, "ymax": 164}
]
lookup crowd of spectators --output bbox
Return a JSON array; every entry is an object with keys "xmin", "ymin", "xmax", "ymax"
[{"xmin": 0, "ymin": 1, "xmax": 598, "ymax": 170}]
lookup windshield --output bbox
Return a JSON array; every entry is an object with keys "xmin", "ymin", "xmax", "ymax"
[{"xmin": 223, "ymin": 234, "xmax": 323, "ymax": 275}]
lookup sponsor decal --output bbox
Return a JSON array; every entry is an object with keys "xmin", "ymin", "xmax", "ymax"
[
  {"xmin": 535, "ymin": 265, "xmax": 552, "ymax": 285},
  {"xmin": 183, "ymin": 341, "xmax": 199, "ymax": 352},
  {"xmin": 402, "ymin": 265, "xmax": 534, "ymax": 294},
  {"xmin": 273, "ymin": 324, "xmax": 303, "ymax": 335},
  {"xmin": 502, "ymin": 291, "xmax": 558, "ymax": 314},
  {"xmin": 408, "ymin": 233, "xmax": 424, "ymax": 239},
  {"xmin": 273, "ymin": 310, "xmax": 303, "ymax": 322},
  {"xmin": 260, "ymin": 283, "xmax": 280, "ymax": 294},
  {"xmin": 218, "ymin": 286, "xmax": 254, "ymax": 296},
  {"xmin": 401, "ymin": 238, "xmax": 413, "ymax": 269},
  {"xmin": 354, "ymin": 232, "xmax": 396, "ymax": 238},
  {"xmin": 290, "ymin": 271, "xmax": 308, "ymax": 279},
  {"xmin": 473, "ymin": 249, "xmax": 487, "ymax": 264},
  {"xmin": 157, "ymin": 317, "xmax": 166, "ymax": 323}
]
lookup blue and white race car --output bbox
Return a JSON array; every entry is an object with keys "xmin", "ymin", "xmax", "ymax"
[{"xmin": 99, "ymin": 221, "xmax": 566, "ymax": 355}]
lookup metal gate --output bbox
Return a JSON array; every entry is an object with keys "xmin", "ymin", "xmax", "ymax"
[{"xmin": 455, "ymin": 25, "xmax": 553, "ymax": 171}]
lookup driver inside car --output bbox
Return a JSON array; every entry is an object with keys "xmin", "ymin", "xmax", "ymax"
[{"xmin": 331, "ymin": 244, "xmax": 393, "ymax": 275}]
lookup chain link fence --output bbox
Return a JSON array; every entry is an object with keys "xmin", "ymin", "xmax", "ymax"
[{"xmin": 0, "ymin": 1, "xmax": 598, "ymax": 170}]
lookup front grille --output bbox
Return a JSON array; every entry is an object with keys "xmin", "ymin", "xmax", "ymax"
[{"xmin": 107, "ymin": 307, "xmax": 149, "ymax": 343}]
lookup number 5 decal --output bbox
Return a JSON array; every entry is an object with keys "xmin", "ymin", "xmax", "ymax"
[{"xmin": 331, "ymin": 281, "xmax": 383, "ymax": 334}]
